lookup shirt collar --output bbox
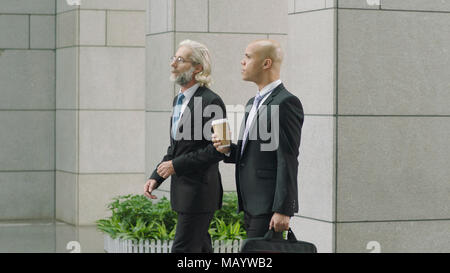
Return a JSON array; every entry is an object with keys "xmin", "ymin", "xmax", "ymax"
[
  {"xmin": 257, "ymin": 79, "xmax": 282, "ymax": 98},
  {"xmin": 179, "ymin": 83, "xmax": 200, "ymax": 102}
]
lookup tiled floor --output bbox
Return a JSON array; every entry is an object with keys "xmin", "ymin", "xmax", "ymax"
[{"xmin": 0, "ymin": 220, "xmax": 105, "ymax": 253}]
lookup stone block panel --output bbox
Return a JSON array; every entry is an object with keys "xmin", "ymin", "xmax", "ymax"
[
  {"xmin": 337, "ymin": 117, "xmax": 450, "ymax": 221},
  {"xmin": 338, "ymin": 10, "xmax": 450, "ymax": 115}
]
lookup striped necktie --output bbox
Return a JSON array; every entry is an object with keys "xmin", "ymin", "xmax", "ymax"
[{"xmin": 172, "ymin": 93, "xmax": 185, "ymax": 138}]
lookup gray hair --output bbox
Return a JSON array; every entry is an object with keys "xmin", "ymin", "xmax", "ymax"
[{"xmin": 179, "ymin": 39, "xmax": 212, "ymax": 87}]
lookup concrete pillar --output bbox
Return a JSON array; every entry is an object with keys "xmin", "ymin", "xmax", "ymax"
[
  {"xmin": 0, "ymin": 0, "xmax": 55, "ymax": 221},
  {"xmin": 55, "ymin": 0, "xmax": 146, "ymax": 225},
  {"xmin": 288, "ymin": 0, "xmax": 450, "ymax": 252}
]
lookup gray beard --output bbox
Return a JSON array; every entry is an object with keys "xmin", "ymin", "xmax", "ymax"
[{"xmin": 170, "ymin": 67, "xmax": 195, "ymax": 86}]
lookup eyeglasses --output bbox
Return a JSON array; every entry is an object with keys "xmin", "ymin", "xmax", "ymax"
[{"xmin": 170, "ymin": 56, "xmax": 193, "ymax": 64}]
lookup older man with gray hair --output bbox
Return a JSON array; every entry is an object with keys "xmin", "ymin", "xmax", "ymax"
[{"xmin": 144, "ymin": 40, "xmax": 227, "ymax": 253}]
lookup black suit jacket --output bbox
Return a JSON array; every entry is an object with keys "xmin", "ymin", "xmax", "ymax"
[
  {"xmin": 150, "ymin": 86, "xmax": 226, "ymax": 213},
  {"xmin": 224, "ymin": 84, "xmax": 304, "ymax": 216}
]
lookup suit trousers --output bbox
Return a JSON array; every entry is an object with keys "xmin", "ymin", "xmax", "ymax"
[
  {"xmin": 171, "ymin": 212, "xmax": 215, "ymax": 253},
  {"xmin": 244, "ymin": 211, "xmax": 283, "ymax": 239}
]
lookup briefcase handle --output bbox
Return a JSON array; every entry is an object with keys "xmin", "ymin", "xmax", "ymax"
[{"xmin": 264, "ymin": 228, "xmax": 298, "ymax": 242}]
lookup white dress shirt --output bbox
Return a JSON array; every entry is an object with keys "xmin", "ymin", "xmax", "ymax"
[{"xmin": 178, "ymin": 83, "xmax": 199, "ymax": 117}]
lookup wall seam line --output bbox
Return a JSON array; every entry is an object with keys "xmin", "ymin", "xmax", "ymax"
[
  {"xmin": 334, "ymin": 0, "xmax": 339, "ymax": 253},
  {"xmin": 53, "ymin": 0, "xmax": 57, "ymax": 225},
  {"xmin": 76, "ymin": 4, "xmax": 80, "ymax": 227}
]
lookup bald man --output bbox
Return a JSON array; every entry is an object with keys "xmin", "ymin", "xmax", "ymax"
[{"xmin": 212, "ymin": 40, "xmax": 304, "ymax": 239}]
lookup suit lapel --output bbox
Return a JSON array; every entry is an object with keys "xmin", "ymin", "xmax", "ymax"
[
  {"xmin": 169, "ymin": 95, "xmax": 178, "ymax": 148},
  {"xmin": 251, "ymin": 84, "xmax": 282, "ymax": 132},
  {"xmin": 260, "ymin": 83, "xmax": 282, "ymax": 108},
  {"xmin": 237, "ymin": 98, "xmax": 254, "ymax": 152}
]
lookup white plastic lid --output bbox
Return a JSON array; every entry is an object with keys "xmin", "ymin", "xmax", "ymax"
[{"xmin": 211, "ymin": 118, "xmax": 228, "ymax": 126}]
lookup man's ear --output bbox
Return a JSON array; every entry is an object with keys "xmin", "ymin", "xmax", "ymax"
[
  {"xmin": 194, "ymin": 63, "xmax": 203, "ymax": 74},
  {"xmin": 263, "ymin": 58, "xmax": 273, "ymax": 69}
]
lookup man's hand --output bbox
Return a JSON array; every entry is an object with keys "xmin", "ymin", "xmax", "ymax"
[
  {"xmin": 144, "ymin": 179, "xmax": 158, "ymax": 199},
  {"xmin": 157, "ymin": 160, "xmax": 175, "ymax": 179},
  {"xmin": 269, "ymin": 212, "xmax": 290, "ymax": 232},
  {"xmin": 212, "ymin": 133, "xmax": 231, "ymax": 154}
]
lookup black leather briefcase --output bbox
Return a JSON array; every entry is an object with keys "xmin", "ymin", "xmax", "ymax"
[{"xmin": 240, "ymin": 228, "xmax": 317, "ymax": 253}]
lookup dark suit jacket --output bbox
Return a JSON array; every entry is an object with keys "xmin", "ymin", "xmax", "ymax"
[
  {"xmin": 149, "ymin": 86, "xmax": 226, "ymax": 214},
  {"xmin": 224, "ymin": 83, "xmax": 304, "ymax": 216}
]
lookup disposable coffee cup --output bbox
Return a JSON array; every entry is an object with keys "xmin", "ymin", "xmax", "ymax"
[{"xmin": 212, "ymin": 119, "xmax": 231, "ymax": 148}]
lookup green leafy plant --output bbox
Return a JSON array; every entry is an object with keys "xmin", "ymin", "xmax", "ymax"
[
  {"xmin": 209, "ymin": 218, "xmax": 247, "ymax": 241},
  {"xmin": 96, "ymin": 192, "xmax": 246, "ymax": 242},
  {"xmin": 96, "ymin": 195, "xmax": 177, "ymax": 241},
  {"xmin": 210, "ymin": 192, "xmax": 246, "ymax": 241}
]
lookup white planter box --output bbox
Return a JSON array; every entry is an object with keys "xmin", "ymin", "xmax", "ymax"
[{"xmin": 104, "ymin": 234, "xmax": 242, "ymax": 253}]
